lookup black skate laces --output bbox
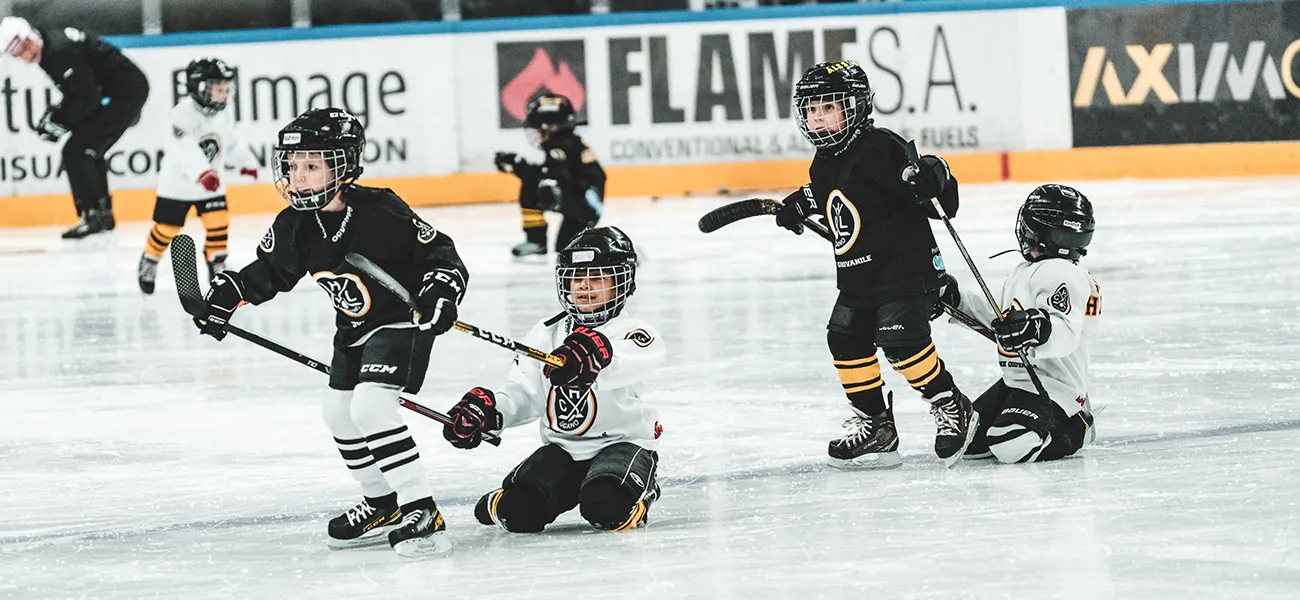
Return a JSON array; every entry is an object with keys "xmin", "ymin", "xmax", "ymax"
[{"xmin": 346, "ymin": 501, "xmax": 377, "ymax": 526}]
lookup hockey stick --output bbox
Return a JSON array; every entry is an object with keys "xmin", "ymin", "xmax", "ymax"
[
  {"xmin": 169, "ymin": 235, "xmax": 501, "ymax": 446},
  {"xmin": 342, "ymin": 253, "xmax": 565, "ymax": 369},
  {"xmin": 698, "ymin": 198, "xmax": 995, "ymax": 341},
  {"xmin": 904, "ymin": 141, "xmax": 1051, "ymax": 398}
]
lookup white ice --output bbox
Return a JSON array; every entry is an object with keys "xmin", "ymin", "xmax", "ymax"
[{"xmin": 2, "ymin": 178, "xmax": 1300, "ymax": 599}]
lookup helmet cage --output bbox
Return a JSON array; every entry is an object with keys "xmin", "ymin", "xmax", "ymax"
[
  {"xmin": 794, "ymin": 90, "xmax": 871, "ymax": 153},
  {"xmin": 556, "ymin": 260, "xmax": 636, "ymax": 326},
  {"xmin": 273, "ymin": 148, "xmax": 355, "ymax": 211}
]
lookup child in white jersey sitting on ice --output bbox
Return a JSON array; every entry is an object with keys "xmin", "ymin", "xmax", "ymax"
[{"xmin": 442, "ymin": 226, "xmax": 667, "ymax": 531}]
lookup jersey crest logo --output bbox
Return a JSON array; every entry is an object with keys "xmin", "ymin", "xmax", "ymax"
[
  {"xmin": 1049, "ymin": 283, "xmax": 1071, "ymax": 314},
  {"xmin": 413, "ymin": 217, "xmax": 438, "ymax": 244},
  {"xmin": 549, "ymin": 148, "xmax": 567, "ymax": 161},
  {"xmin": 198, "ymin": 135, "xmax": 222, "ymax": 164},
  {"xmin": 826, "ymin": 189, "xmax": 861, "ymax": 256},
  {"xmin": 625, "ymin": 329, "xmax": 654, "ymax": 348},
  {"xmin": 258, "ymin": 227, "xmax": 275, "ymax": 253},
  {"xmin": 547, "ymin": 386, "xmax": 597, "ymax": 435},
  {"xmin": 312, "ymin": 271, "xmax": 372, "ymax": 318}
]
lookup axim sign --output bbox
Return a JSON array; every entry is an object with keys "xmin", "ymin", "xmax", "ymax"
[
  {"xmin": 496, "ymin": 41, "xmax": 588, "ymax": 128},
  {"xmin": 1073, "ymin": 41, "xmax": 1300, "ymax": 106}
]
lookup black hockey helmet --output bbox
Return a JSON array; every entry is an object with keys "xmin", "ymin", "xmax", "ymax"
[
  {"xmin": 792, "ymin": 60, "xmax": 874, "ymax": 155},
  {"xmin": 525, "ymin": 93, "xmax": 578, "ymax": 145},
  {"xmin": 272, "ymin": 108, "xmax": 366, "ymax": 211},
  {"xmin": 556, "ymin": 226, "xmax": 638, "ymax": 326},
  {"xmin": 185, "ymin": 57, "xmax": 236, "ymax": 116},
  {"xmin": 1017, "ymin": 184, "xmax": 1095, "ymax": 262}
]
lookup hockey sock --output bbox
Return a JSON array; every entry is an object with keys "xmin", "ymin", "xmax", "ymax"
[
  {"xmin": 521, "ymin": 209, "xmax": 547, "ymax": 240},
  {"xmin": 886, "ymin": 341, "xmax": 955, "ymax": 400},
  {"xmin": 322, "ymin": 389, "xmax": 395, "ymax": 499},
  {"xmin": 199, "ymin": 209, "xmax": 229, "ymax": 262},
  {"xmin": 351, "ymin": 382, "xmax": 431, "ymax": 507},
  {"xmin": 143, "ymin": 222, "xmax": 182, "ymax": 259},
  {"xmin": 828, "ymin": 332, "xmax": 886, "ymax": 415}
]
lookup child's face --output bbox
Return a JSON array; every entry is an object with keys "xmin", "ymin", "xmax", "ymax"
[
  {"xmin": 802, "ymin": 98, "xmax": 846, "ymax": 133},
  {"xmin": 285, "ymin": 152, "xmax": 331, "ymax": 193},
  {"xmin": 208, "ymin": 81, "xmax": 232, "ymax": 104},
  {"xmin": 568, "ymin": 270, "xmax": 616, "ymax": 313}
]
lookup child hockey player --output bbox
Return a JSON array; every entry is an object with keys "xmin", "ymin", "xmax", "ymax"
[
  {"xmin": 139, "ymin": 57, "xmax": 258, "ymax": 293},
  {"xmin": 935, "ymin": 184, "xmax": 1101, "ymax": 463},
  {"xmin": 442, "ymin": 226, "xmax": 665, "ymax": 533},
  {"xmin": 775, "ymin": 60, "xmax": 976, "ymax": 469},
  {"xmin": 494, "ymin": 94, "xmax": 606, "ymax": 258},
  {"xmin": 192, "ymin": 108, "xmax": 468, "ymax": 559}
]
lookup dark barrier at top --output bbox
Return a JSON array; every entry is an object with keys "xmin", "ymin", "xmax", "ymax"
[{"xmin": 1069, "ymin": 0, "xmax": 1300, "ymax": 147}]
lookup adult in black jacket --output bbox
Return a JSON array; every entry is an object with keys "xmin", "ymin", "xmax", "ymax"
[
  {"xmin": 494, "ymin": 93, "xmax": 606, "ymax": 258},
  {"xmin": 1, "ymin": 17, "xmax": 150, "ymax": 238},
  {"xmin": 775, "ymin": 60, "xmax": 976, "ymax": 470}
]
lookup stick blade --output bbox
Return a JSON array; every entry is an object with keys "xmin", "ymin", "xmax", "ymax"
[
  {"xmin": 170, "ymin": 234, "xmax": 205, "ymax": 316},
  {"xmin": 698, "ymin": 198, "xmax": 783, "ymax": 233}
]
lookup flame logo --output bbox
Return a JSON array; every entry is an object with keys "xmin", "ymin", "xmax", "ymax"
[{"xmin": 501, "ymin": 48, "xmax": 586, "ymax": 124}]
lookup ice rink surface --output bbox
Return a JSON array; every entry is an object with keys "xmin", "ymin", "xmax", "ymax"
[{"xmin": 2, "ymin": 178, "xmax": 1299, "ymax": 599}]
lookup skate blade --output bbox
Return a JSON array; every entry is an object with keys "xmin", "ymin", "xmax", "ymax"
[
  {"xmin": 827, "ymin": 451, "xmax": 903, "ymax": 470},
  {"xmin": 394, "ymin": 531, "xmax": 454, "ymax": 561},
  {"xmin": 327, "ymin": 527, "xmax": 394, "ymax": 550},
  {"xmin": 962, "ymin": 451, "xmax": 995, "ymax": 460},
  {"xmin": 943, "ymin": 412, "xmax": 981, "ymax": 469}
]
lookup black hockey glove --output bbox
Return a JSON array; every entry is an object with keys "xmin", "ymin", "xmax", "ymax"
[
  {"xmin": 36, "ymin": 111, "xmax": 68, "ymax": 142},
  {"xmin": 931, "ymin": 273, "xmax": 960, "ymax": 321},
  {"xmin": 994, "ymin": 308, "xmax": 1053, "ymax": 352},
  {"xmin": 901, "ymin": 155, "xmax": 951, "ymax": 206},
  {"xmin": 494, "ymin": 152, "xmax": 521, "ymax": 174},
  {"xmin": 775, "ymin": 188, "xmax": 812, "ymax": 235},
  {"xmin": 415, "ymin": 271, "xmax": 462, "ymax": 335},
  {"xmin": 443, "ymin": 387, "xmax": 503, "ymax": 450},
  {"xmin": 194, "ymin": 272, "xmax": 244, "ymax": 341},
  {"xmin": 545, "ymin": 326, "xmax": 613, "ymax": 387},
  {"xmin": 536, "ymin": 178, "xmax": 562, "ymax": 212}
]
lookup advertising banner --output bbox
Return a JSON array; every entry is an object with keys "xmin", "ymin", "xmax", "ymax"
[
  {"xmin": 1069, "ymin": 0, "xmax": 1300, "ymax": 146},
  {"xmin": 0, "ymin": 33, "xmax": 458, "ymax": 196},
  {"xmin": 460, "ymin": 7, "xmax": 1071, "ymax": 172}
]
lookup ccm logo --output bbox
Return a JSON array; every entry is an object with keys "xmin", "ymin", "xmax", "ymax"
[{"xmin": 360, "ymin": 364, "xmax": 398, "ymax": 374}]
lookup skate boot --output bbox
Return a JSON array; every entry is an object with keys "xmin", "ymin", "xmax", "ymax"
[
  {"xmin": 928, "ymin": 389, "xmax": 978, "ymax": 468},
  {"xmin": 138, "ymin": 255, "xmax": 159, "ymax": 295},
  {"xmin": 510, "ymin": 240, "xmax": 547, "ymax": 259},
  {"xmin": 388, "ymin": 498, "xmax": 453, "ymax": 560},
  {"xmin": 207, "ymin": 253, "xmax": 228, "ymax": 280},
  {"xmin": 474, "ymin": 488, "xmax": 506, "ymax": 529},
  {"xmin": 326, "ymin": 493, "xmax": 402, "ymax": 550},
  {"xmin": 827, "ymin": 394, "xmax": 902, "ymax": 470},
  {"xmin": 611, "ymin": 481, "xmax": 660, "ymax": 531},
  {"xmin": 61, "ymin": 205, "xmax": 115, "ymax": 239}
]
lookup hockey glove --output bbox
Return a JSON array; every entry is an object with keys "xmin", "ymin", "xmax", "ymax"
[
  {"xmin": 239, "ymin": 167, "xmax": 258, "ymax": 180},
  {"xmin": 774, "ymin": 188, "xmax": 812, "ymax": 235},
  {"xmin": 443, "ymin": 387, "xmax": 503, "ymax": 450},
  {"xmin": 901, "ymin": 155, "xmax": 951, "ymax": 206},
  {"xmin": 545, "ymin": 326, "xmax": 613, "ymax": 387},
  {"xmin": 931, "ymin": 273, "xmax": 960, "ymax": 321},
  {"xmin": 194, "ymin": 272, "xmax": 244, "ymax": 341},
  {"xmin": 415, "ymin": 271, "xmax": 462, "ymax": 335},
  {"xmin": 536, "ymin": 179, "xmax": 563, "ymax": 212},
  {"xmin": 494, "ymin": 152, "xmax": 519, "ymax": 174},
  {"xmin": 35, "ymin": 111, "xmax": 68, "ymax": 142},
  {"xmin": 199, "ymin": 170, "xmax": 221, "ymax": 192},
  {"xmin": 994, "ymin": 308, "xmax": 1053, "ymax": 352}
]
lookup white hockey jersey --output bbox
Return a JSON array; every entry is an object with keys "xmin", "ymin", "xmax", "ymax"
[
  {"xmin": 956, "ymin": 258, "xmax": 1102, "ymax": 417},
  {"xmin": 156, "ymin": 97, "xmax": 257, "ymax": 201},
  {"xmin": 491, "ymin": 312, "xmax": 666, "ymax": 461}
]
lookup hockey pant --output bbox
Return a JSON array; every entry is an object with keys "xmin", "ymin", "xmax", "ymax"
[
  {"xmin": 516, "ymin": 176, "xmax": 602, "ymax": 251},
  {"xmin": 321, "ymin": 327, "xmax": 435, "ymax": 506},
  {"xmin": 144, "ymin": 197, "xmax": 228, "ymax": 262},
  {"xmin": 827, "ymin": 293, "xmax": 961, "ymax": 415},
  {"xmin": 969, "ymin": 380, "xmax": 1087, "ymax": 463},
  {"xmin": 62, "ymin": 71, "xmax": 149, "ymax": 215},
  {"xmin": 489, "ymin": 442, "xmax": 658, "ymax": 532}
]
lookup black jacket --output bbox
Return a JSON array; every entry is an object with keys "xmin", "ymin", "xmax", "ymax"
[
  {"xmin": 806, "ymin": 126, "xmax": 959, "ymax": 308},
  {"xmin": 520, "ymin": 130, "xmax": 606, "ymax": 205},
  {"xmin": 36, "ymin": 25, "xmax": 146, "ymax": 127},
  {"xmin": 233, "ymin": 185, "xmax": 469, "ymax": 348}
]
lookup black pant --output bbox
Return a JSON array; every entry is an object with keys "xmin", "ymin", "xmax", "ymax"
[
  {"xmin": 328, "ymin": 327, "xmax": 434, "ymax": 393},
  {"xmin": 969, "ymin": 380, "xmax": 1087, "ymax": 463},
  {"xmin": 63, "ymin": 72, "xmax": 149, "ymax": 214},
  {"xmin": 518, "ymin": 176, "xmax": 601, "ymax": 251},
  {"xmin": 492, "ymin": 442, "xmax": 658, "ymax": 532}
]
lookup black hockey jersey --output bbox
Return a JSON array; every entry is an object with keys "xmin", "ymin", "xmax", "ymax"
[
  {"xmin": 806, "ymin": 127, "xmax": 959, "ymax": 308},
  {"xmin": 35, "ymin": 25, "xmax": 146, "ymax": 128},
  {"xmin": 522, "ymin": 130, "xmax": 606, "ymax": 205},
  {"xmin": 232, "ymin": 185, "xmax": 469, "ymax": 348}
]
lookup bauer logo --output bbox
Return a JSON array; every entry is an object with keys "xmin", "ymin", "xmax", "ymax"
[
  {"xmin": 547, "ymin": 386, "xmax": 597, "ymax": 435},
  {"xmin": 496, "ymin": 41, "xmax": 587, "ymax": 128},
  {"xmin": 312, "ymin": 271, "xmax": 372, "ymax": 318}
]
